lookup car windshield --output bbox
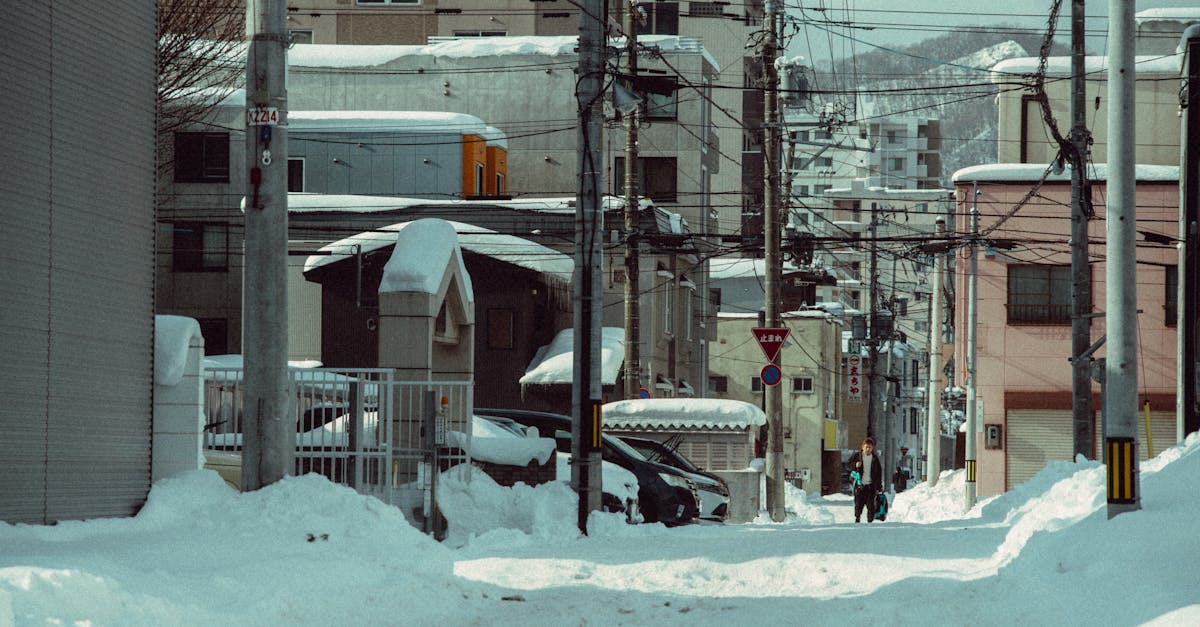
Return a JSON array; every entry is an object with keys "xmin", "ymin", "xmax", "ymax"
[
  {"xmin": 605, "ymin": 432, "xmax": 650, "ymax": 460},
  {"xmin": 631, "ymin": 440, "xmax": 700, "ymax": 473}
]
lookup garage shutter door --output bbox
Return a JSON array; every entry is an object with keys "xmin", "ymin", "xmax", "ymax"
[
  {"xmin": 1006, "ymin": 409, "xmax": 1075, "ymax": 491},
  {"xmin": 1094, "ymin": 409, "xmax": 1180, "ymax": 461}
]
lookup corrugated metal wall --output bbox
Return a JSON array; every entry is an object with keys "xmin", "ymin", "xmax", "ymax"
[
  {"xmin": 1006, "ymin": 408, "xmax": 1182, "ymax": 492},
  {"xmin": 0, "ymin": 5, "xmax": 157, "ymax": 524}
]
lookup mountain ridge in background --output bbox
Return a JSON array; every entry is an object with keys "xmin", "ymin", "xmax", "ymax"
[{"xmin": 809, "ymin": 29, "xmax": 1069, "ymax": 185}]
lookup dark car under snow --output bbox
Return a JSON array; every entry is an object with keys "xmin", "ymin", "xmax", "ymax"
[{"xmin": 475, "ymin": 408, "xmax": 701, "ymax": 525}]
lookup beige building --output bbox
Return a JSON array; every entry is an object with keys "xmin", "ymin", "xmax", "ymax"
[
  {"xmin": 709, "ymin": 310, "xmax": 845, "ymax": 494},
  {"xmin": 283, "ymin": 1, "xmax": 766, "ymax": 239},
  {"xmin": 989, "ymin": 8, "xmax": 1200, "ymax": 167}
]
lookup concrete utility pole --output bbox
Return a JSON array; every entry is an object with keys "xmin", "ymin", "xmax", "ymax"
[
  {"xmin": 242, "ymin": 0, "xmax": 291, "ymax": 490},
  {"xmin": 1105, "ymin": 0, "xmax": 1141, "ymax": 518},
  {"xmin": 1069, "ymin": 0, "xmax": 1095, "ymax": 461},
  {"xmin": 964, "ymin": 184, "xmax": 979, "ymax": 510},
  {"xmin": 926, "ymin": 218, "xmax": 945, "ymax": 487},
  {"xmin": 622, "ymin": 2, "xmax": 642, "ymax": 400},
  {"xmin": 573, "ymin": 0, "xmax": 606, "ymax": 533},
  {"xmin": 762, "ymin": 0, "xmax": 785, "ymax": 522}
]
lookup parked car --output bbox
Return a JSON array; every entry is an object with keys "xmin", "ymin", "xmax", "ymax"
[
  {"xmin": 618, "ymin": 435, "xmax": 729, "ymax": 522},
  {"xmin": 474, "ymin": 414, "xmax": 640, "ymax": 521},
  {"xmin": 475, "ymin": 408, "xmax": 701, "ymax": 525}
]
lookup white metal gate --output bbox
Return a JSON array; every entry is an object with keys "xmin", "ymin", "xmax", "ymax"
[{"xmin": 203, "ymin": 367, "xmax": 472, "ymax": 536}]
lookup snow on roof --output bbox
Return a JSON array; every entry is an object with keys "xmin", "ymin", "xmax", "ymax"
[
  {"xmin": 285, "ymin": 193, "xmax": 575, "ymax": 215},
  {"xmin": 519, "ymin": 327, "xmax": 625, "ymax": 386},
  {"xmin": 304, "ymin": 219, "xmax": 572, "ymax": 284},
  {"xmin": 1136, "ymin": 8, "xmax": 1200, "ymax": 24},
  {"xmin": 289, "ymin": 35, "xmax": 717, "ymax": 69},
  {"xmin": 601, "ymin": 398, "xmax": 766, "ymax": 431},
  {"xmin": 708, "ymin": 257, "xmax": 805, "ymax": 280},
  {"xmin": 991, "ymin": 54, "xmax": 1182, "ymax": 78},
  {"xmin": 381, "ymin": 218, "xmax": 469, "ymax": 295},
  {"xmin": 288, "ymin": 111, "xmax": 492, "ymax": 135},
  {"xmin": 154, "ymin": 315, "xmax": 202, "ymax": 387},
  {"xmin": 952, "ymin": 163, "xmax": 1179, "ymax": 183}
]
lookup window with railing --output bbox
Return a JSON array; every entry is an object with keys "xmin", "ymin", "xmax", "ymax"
[{"xmin": 1007, "ymin": 264, "xmax": 1075, "ymax": 325}]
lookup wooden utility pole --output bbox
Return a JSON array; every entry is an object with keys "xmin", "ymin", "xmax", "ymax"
[
  {"xmin": 242, "ymin": 0, "xmax": 291, "ymax": 490},
  {"xmin": 762, "ymin": 0, "xmax": 785, "ymax": 522},
  {"xmin": 1069, "ymin": 0, "xmax": 1095, "ymax": 460},
  {"xmin": 622, "ymin": 2, "xmax": 642, "ymax": 400},
  {"xmin": 573, "ymin": 0, "xmax": 606, "ymax": 532}
]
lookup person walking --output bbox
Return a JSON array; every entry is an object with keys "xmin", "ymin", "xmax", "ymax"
[
  {"xmin": 848, "ymin": 437, "xmax": 883, "ymax": 523},
  {"xmin": 892, "ymin": 466, "xmax": 908, "ymax": 493}
]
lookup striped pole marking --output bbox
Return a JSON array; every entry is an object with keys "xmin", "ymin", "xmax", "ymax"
[
  {"xmin": 966, "ymin": 460, "xmax": 977, "ymax": 483},
  {"xmin": 1106, "ymin": 437, "xmax": 1137, "ymax": 504}
]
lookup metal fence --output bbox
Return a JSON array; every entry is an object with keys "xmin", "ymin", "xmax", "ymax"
[{"xmin": 203, "ymin": 367, "xmax": 472, "ymax": 536}]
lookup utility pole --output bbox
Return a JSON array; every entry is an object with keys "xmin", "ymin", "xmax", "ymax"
[
  {"xmin": 1105, "ymin": 0, "xmax": 1141, "ymax": 518},
  {"xmin": 867, "ymin": 206, "xmax": 880, "ymax": 441},
  {"xmin": 242, "ymin": 0, "xmax": 291, "ymax": 490},
  {"xmin": 964, "ymin": 184, "xmax": 979, "ymax": 510},
  {"xmin": 573, "ymin": 0, "xmax": 606, "ymax": 533},
  {"xmin": 622, "ymin": 2, "xmax": 642, "ymax": 400},
  {"xmin": 762, "ymin": 0, "xmax": 785, "ymax": 522},
  {"xmin": 926, "ymin": 217, "xmax": 945, "ymax": 487},
  {"xmin": 1069, "ymin": 0, "xmax": 1095, "ymax": 460},
  {"xmin": 1180, "ymin": 26, "xmax": 1200, "ymax": 442}
]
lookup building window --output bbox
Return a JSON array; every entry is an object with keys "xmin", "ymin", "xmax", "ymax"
[
  {"xmin": 173, "ymin": 132, "xmax": 229, "ymax": 183},
  {"xmin": 474, "ymin": 162, "xmax": 485, "ymax": 196},
  {"xmin": 688, "ymin": 2, "xmax": 725, "ymax": 17},
  {"xmin": 496, "ymin": 172, "xmax": 505, "ymax": 195},
  {"xmin": 1007, "ymin": 264, "xmax": 1073, "ymax": 324},
  {"xmin": 709, "ymin": 375, "xmax": 728, "ymax": 393},
  {"xmin": 792, "ymin": 376, "xmax": 814, "ymax": 393},
  {"xmin": 1166, "ymin": 265, "xmax": 1178, "ymax": 327},
  {"xmin": 452, "ymin": 30, "xmax": 508, "ymax": 37},
  {"xmin": 816, "ymin": 156, "xmax": 833, "ymax": 168},
  {"xmin": 889, "ymin": 157, "xmax": 905, "ymax": 171},
  {"xmin": 911, "ymin": 359, "xmax": 920, "ymax": 387},
  {"xmin": 486, "ymin": 308, "xmax": 515, "ymax": 349},
  {"xmin": 751, "ymin": 376, "xmax": 763, "ymax": 393},
  {"xmin": 287, "ymin": 158, "xmax": 305, "ymax": 192},
  {"xmin": 638, "ymin": 1, "xmax": 679, "ymax": 35},
  {"xmin": 172, "ymin": 222, "xmax": 228, "ymax": 272},
  {"xmin": 196, "ymin": 318, "xmax": 229, "ymax": 356},
  {"xmin": 813, "ymin": 184, "xmax": 831, "ymax": 195},
  {"xmin": 613, "ymin": 156, "xmax": 677, "ymax": 203},
  {"xmin": 910, "ymin": 407, "xmax": 919, "ymax": 434},
  {"xmin": 644, "ymin": 90, "xmax": 678, "ymax": 120},
  {"xmin": 289, "ymin": 30, "xmax": 314, "ymax": 44}
]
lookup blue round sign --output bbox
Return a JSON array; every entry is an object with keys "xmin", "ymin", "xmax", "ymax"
[
  {"xmin": 760, "ymin": 364, "xmax": 783, "ymax": 387},
  {"xmin": 638, "ymin": 387, "xmax": 651, "ymax": 399}
]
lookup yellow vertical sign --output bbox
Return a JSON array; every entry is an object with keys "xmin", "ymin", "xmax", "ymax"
[
  {"xmin": 965, "ymin": 460, "xmax": 977, "ymax": 483},
  {"xmin": 1106, "ymin": 437, "xmax": 1137, "ymax": 504},
  {"xmin": 591, "ymin": 403, "xmax": 603, "ymax": 449}
]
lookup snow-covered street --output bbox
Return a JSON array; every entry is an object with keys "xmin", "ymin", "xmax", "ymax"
[{"xmin": 3, "ymin": 433, "xmax": 1199, "ymax": 626}]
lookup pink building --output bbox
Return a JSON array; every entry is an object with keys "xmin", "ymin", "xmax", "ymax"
[{"xmin": 952, "ymin": 164, "xmax": 1180, "ymax": 496}]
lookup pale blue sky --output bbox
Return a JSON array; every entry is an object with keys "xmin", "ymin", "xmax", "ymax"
[{"xmin": 786, "ymin": 1, "xmax": 1200, "ymax": 62}]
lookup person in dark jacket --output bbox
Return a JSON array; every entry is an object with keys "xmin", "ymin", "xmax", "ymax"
[
  {"xmin": 847, "ymin": 437, "xmax": 884, "ymax": 523},
  {"xmin": 893, "ymin": 466, "xmax": 908, "ymax": 493}
]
